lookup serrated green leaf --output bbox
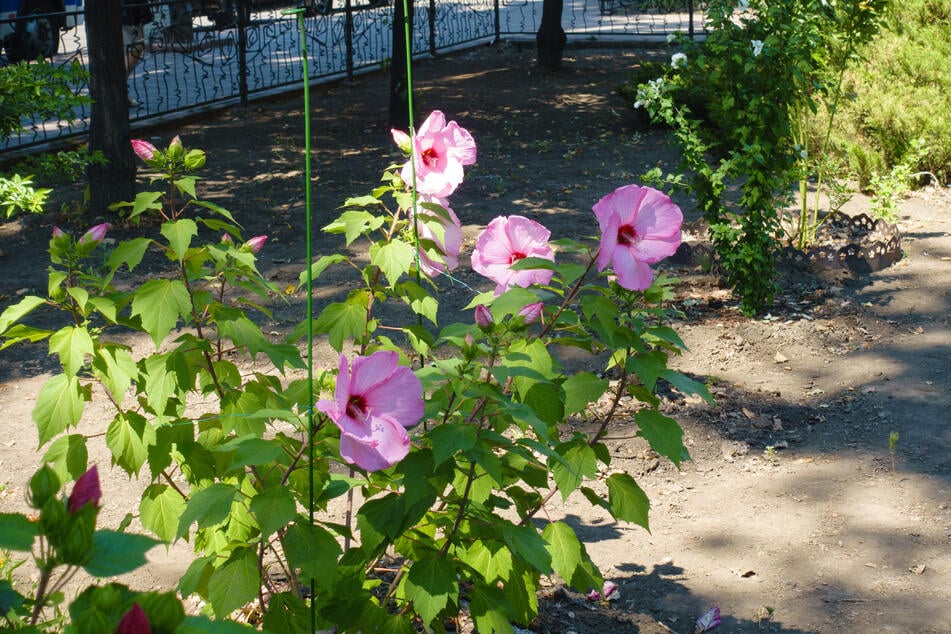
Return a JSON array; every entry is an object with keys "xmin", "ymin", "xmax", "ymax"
[
  {"xmin": 175, "ymin": 615, "xmax": 262, "ymax": 633},
  {"xmin": 499, "ymin": 522, "xmax": 551, "ymax": 574},
  {"xmin": 562, "ymin": 372, "xmax": 609, "ymax": 415},
  {"xmin": 65, "ymin": 287, "xmax": 88, "ymax": 312},
  {"xmin": 179, "ymin": 556, "xmax": 215, "ymax": 599},
  {"xmin": 297, "ymin": 254, "xmax": 348, "ymax": 289},
  {"xmin": 162, "ymin": 219, "xmax": 198, "ymax": 261},
  {"xmin": 551, "ymin": 438, "xmax": 597, "ymax": 500},
  {"xmin": 140, "ymin": 483, "xmax": 187, "ymax": 542},
  {"xmin": 262, "ymin": 592, "xmax": 311, "ymax": 634},
  {"xmin": 92, "ymin": 343, "xmax": 138, "ymax": 402},
  {"xmin": 323, "ymin": 210, "xmax": 385, "ymax": 245},
  {"xmin": 542, "ymin": 521, "xmax": 601, "ymax": 592},
  {"xmin": 396, "ymin": 281, "xmax": 439, "ymax": 325},
  {"xmin": 369, "ymin": 239, "xmax": 415, "ymax": 287},
  {"xmin": 660, "ymin": 369, "xmax": 714, "ymax": 402},
  {"xmin": 33, "ymin": 374, "xmax": 85, "ymax": 446},
  {"xmin": 106, "ymin": 412, "xmax": 155, "ymax": 476},
  {"xmin": 605, "ymin": 472, "xmax": 650, "ymax": 530},
  {"xmin": 428, "ymin": 423, "xmax": 477, "ymax": 465},
  {"xmin": 177, "ymin": 483, "xmax": 239, "ymax": 539},
  {"xmin": 215, "ymin": 312, "xmax": 267, "ymax": 358},
  {"xmin": 132, "ymin": 279, "xmax": 192, "ymax": 347},
  {"xmin": 42, "ymin": 433, "xmax": 88, "ymax": 481},
  {"xmin": 283, "ymin": 522, "xmax": 342, "ymax": 584},
  {"xmin": 129, "ymin": 190, "xmax": 163, "ymax": 219},
  {"xmin": 0, "ymin": 579, "xmax": 25, "ymax": 614},
  {"xmin": 207, "ymin": 547, "xmax": 259, "ymax": 619},
  {"xmin": 0, "ymin": 295, "xmax": 45, "ymax": 335},
  {"xmin": 107, "ymin": 237, "xmax": 152, "ymax": 273},
  {"xmin": 636, "ymin": 408, "xmax": 688, "ymax": 466},
  {"xmin": 461, "ymin": 540, "xmax": 513, "ymax": 584},
  {"xmin": 0, "ymin": 513, "xmax": 39, "ymax": 550},
  {"xmin": 192, "ymin": 199, "xmax": 236, "ymax": 222},
  {"xmin": 401, "ymin": 558, "xmax": 457, "ymax": 626},
  {"xmin": 469, "ymin": 584, "xmax": 515, "ymax": 634},
  {"xmin": 313, "ymin": 295, "xmax": 369, "ymax": 352},
  {"xmin": 249, "ymin": 486, "xmax": 296, "ymax": 537},
  {"xmin": 84, "ymin": 530, "xmax": 160, "ymax": 577},
  {"xmin": 522, "ymin": 381, "xmax": 564, "ymax": 426},
  {"xmin": 626, "ymin": 350, "xmax": 668, "ymax": 392},
  {"xmin": 48, "ymin": 325, "xmax": 94, "ymax": 376}
]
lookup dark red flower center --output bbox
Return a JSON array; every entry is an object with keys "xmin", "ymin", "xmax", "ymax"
[
  {"xmin": 509, "ymin": 250, "xmax": 527, "ymax": 265},
  {"xmin": 421, "ymin": 147, "xmax": 439, "ymax": 168},
  {"xmin": 618, "ymin": 224, "xmax": 638, "ymax": 246},
  {"xmin": 346, "ymin": 395, "xmax": 368, "ymax": 420}
]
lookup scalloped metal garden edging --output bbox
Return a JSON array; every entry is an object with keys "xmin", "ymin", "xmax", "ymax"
[{"xmin": 672, "ymin": 212, "xmax": 902, "ymax": 275}]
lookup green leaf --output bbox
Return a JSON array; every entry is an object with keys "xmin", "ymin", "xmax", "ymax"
[
  {"xmin": 323, "ymin": 210, "xmax": 385, "ymax": 245},
  {"xmin": 249, "ymin": 486, "xmax": 296, "ymax": 538},
  {"xmin": 428, "ymin": 423, "xmax": 477, "ymax": 465},
  {"xmin": 175, "ymin": 615, "xmax": 262, "ymax": 633},
  {"xmin": 42, "ymin": 433, "xmax": 88, "ymax": 481},
  {"xmin": 562, "ymin": 372, "xmax": 609, "ymax": 415},
  {"xmin": 107, "ymin": 236, "xmax": 152, "ymax": 273},
  {"xmin": 313, "ymin": 295, "xmax": 370, "ymax": 352},
  {"xmin": 33, "ymin": 374, "xmax": 85, "ymax": 446},
  {"xmin": 262, "ymin": 592, "xmax": 311, "ymax": 634},
  {"xmin": 0, "ymin": 580, "xmax": 25, "ymax": 615},
  {"xmin": 522, "ymin": 381, "xmax": 564, "ymax": 426},
  {"xmin": 140, "ymin": 484, "xmax": 187, "ymax": 542},
  {"xmin": 369, "ymin": 239, "xmax": 415, "ymax": 287},
  {"xmin": 84, "ymin": 530, "xmax": 160, "ymax": 577},
  {"xmin": 283, "ymin": 522, "xmax": 342, "ymax": 583},
  {"xmin": 460, "ymin": 540, "xmax": 513, "ymax": 584},
  {"xmin": 0, "ymin": 513, "xmax": 39, "ymax": 550},
  {"xmin": 605, "ymin": 473, "xmax": 650, "ymax": 530},
  {"xmin": 177, "ymin": 483, "xmax": 239, "ymax": 539},
  {"xmin": 106, "ymin": 412, "xmax": 155, "ymax": 476},
  {"xmin": 396, "ymin": 281, "xmax": 439, "ymax": 325},
  {"xmin": 216, "ymin": 436, "xmax": 284, "ymax": 471},
  {"xmin": 297, "ymin": 254, "xmax": 347, "ymax": 289},
  {"xmin": 48, "ymin": 325, "xmax": 94, "ymax": 377},
  {"xmin": 0, "ymin": 295, "xmax": 45, "ymax": 335},
  {"xmin": 207, "ymin": 547, "xmax": 259, "ymax": 619},
  {"xmin": 178, "ymin": 556, "xmax": 214, "ymax": 599},
  {"xmin": 132, "ymin": 279, "xmax": 192, "ymax": 347},
  {"xmin": 626, "ymin": 350, "xmax": 668, "ymax": 392},
  {"xmin": 401, "ymin": 558, "xmax": 458, "ymax": 626},
  {"xmin": 128, "ymin": 190, "xmax": 163, "ymax": 219},
  {"xmin": 161, "ymin": 219, "xmax": 198, "ymax": 260},
  {"xmin": 542, "ymin": 521, "xmax": 601, "ymax": 592},
  {"xmin": 551, "ymin": 438, "xmax": 597, "ymax": 500},
  {"xmin": 660, "ymin": 369, "xmax": 714, "ymax": 403},
  {"xmin": 469, "ymin": 583, "xmax": 515, "ymax": 634},
  {"xmin": 499, "ymin": 522, "xmax": 551, "ymax": 574},
  {"xmin": 92, "ymin": 343, "xmax": 138, "ymax": 402},
  {"xmin": 635, "ymin": 409, "xmax": 687, "ymax": 467}
]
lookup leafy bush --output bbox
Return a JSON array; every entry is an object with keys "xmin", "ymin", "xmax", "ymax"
[{"xmin": 834, "ymin": 0, "xmax": 951, "ymax": 185}]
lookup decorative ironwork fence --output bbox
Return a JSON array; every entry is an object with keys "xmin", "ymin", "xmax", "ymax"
[{"xmin": 1, "ymin": 0, "xmax": 703, "ymax": 154}]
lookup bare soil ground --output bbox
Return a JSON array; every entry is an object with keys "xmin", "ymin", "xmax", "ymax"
[{"xmin": 1, "ymin": 44, "xmax": 949, "ymax": 633}]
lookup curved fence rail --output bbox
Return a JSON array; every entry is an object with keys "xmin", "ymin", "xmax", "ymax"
[{"xmin": 0, "ymin": 0, "xmax": 703, "ymax": 155}]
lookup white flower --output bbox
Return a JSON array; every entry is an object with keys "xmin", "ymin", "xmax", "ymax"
[
  {"xmin": 751, "ymin": 39, "xmax": 764, "ymax": 57},
  {"xmin": 666, "ymin": 33, "xmax": 677, "ymax": 44},
  {"xmin": 670, "ymin": 52, "xmax": 688, "ymax": 69}
]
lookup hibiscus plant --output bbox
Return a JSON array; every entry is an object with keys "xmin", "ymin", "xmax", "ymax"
[{"xmin": 0, "ymin": 114, "xmax": 708, "ymax": 632}]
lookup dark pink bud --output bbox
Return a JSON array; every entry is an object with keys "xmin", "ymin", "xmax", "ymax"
[
  {"xmin": 130, "ymin": 139, "xmax": 157, "ymax": 162},
  {"xmin": 245, "ymin": 235, "xmax": 267, "ymax": 253},
  {"xmin": 116, "ymin": 603, "xmax": 150, "ymax": 634},
  {"xmin": 474, "ymin": 304, "xmax": 493, "ymax": 329},
  {"xmin": 518, "ymin": 302, "xmax": 543, "ymax": 324},
  {"xmin": 79, "ymin": 223, "xmax": 110, "ymax": 246},
  {"xmin": 67, "ymin": 465, "xmax": 101, "ymax": 513}
]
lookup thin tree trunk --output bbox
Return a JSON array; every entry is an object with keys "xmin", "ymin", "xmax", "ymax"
[
  {"xmin": 388, "ymin": 0, "xmax": 413, "ymax": 130},
  {"xmin": 536, "ymin": 0, "xmax": 566, "ymax": 71},
  {"xmin": 85, "ymin": 0, "xmax": 136, "ymax": 215}
]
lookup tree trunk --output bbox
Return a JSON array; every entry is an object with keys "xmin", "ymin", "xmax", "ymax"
[
  {"xmin": 536, "ymin": 0, "xmax": 566, "ymax": 71},
  {"xmin": 388, "ymin": 0, "xmax": 413, "ymax": 131},
  {"xmin": 85, "ymin": 0, "xmax": 136, "ymax": 216}
]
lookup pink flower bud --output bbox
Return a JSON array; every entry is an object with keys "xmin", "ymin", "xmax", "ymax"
[
  {"xmin": 391, "ymin": 128, "xmax": 412, "ymax": 153},
  {"xmin": 518, "ymin": 302, "xmax": 543, "ymax": 324},
  {"xmin": 116, "ymin": 603, "xmax": 151, "ymax": 634},
  {"xmin": 245, "ymin": 235, "xmax": 267, "ymax": 253},
  {"xmin": 79, "ymin": 222, "xmax": 110, "ymax": 246},
  {"xmin": 52, "ymin": 226, "xmax": 66, "ymax": 238},
  {"xmin": 220, "ymin": 233, "xmax": 234, "ymax": 244},
  {"xmin": 130, "ymin": 139, "xmax": 157, "ymax": 162},
  {"xmin": 67, "ymin": 465, "xmax": 101, "ymax": 514},
  {"xmin": 170, "ymin": 135, "xmax": 182, "ymax": 149},
  {"xmin": 474, "ymin": 304, "xmax": 493, "ymax": 329}
]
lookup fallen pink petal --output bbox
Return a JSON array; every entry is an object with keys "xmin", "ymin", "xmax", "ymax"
[{"xmin": 694, "ymin": 606, "xmax": 721, "ymax": 632}]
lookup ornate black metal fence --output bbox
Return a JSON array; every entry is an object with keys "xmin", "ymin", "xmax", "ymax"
[{"xmin": 0, "ymin": 0, "xmax": 703, "ymax": 154}]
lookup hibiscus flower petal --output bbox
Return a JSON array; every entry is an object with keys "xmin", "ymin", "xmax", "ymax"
[{"xmin": 612, "ymin": 242, "xmax": 655, "ymax": 291}]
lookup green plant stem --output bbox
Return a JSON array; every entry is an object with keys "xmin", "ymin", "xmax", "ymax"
[
  {"xmin": 29, "ymin": 565, "xmax": 53, "ymax": 625},
  {"xmin": 537, "ymin": 253, "xmax": 598, "ymax": 340},
  {"xmin": 180, "ymin": 259, "xmax": 225, "ymax": 398}
]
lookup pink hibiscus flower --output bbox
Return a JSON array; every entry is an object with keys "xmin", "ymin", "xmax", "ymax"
[
  {"xmin": 410, "ymin": 195, "xmax": 462, "ymax": 278},
  {"xmin": 317, "ymin": 351, "xmax": 424, "ymax": 471},
  {"xmin": 471, "ymin": 215, "xmax": 555, "ymax": 295},
  {"xmin": 395, "ymin": 111, "xmax": 477, "ymax": 198},
  {"xmin": 592, "ymin": 184, "xmax": 682, "ymax": 291},
  {"xmin": 130, "ymin": 139, "xmax": 157, "ymax": 162}
]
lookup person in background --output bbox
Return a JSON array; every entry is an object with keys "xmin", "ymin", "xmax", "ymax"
[{"xmin": 121, "ymin": 0, "xmax": 153, "ymax": 107}]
